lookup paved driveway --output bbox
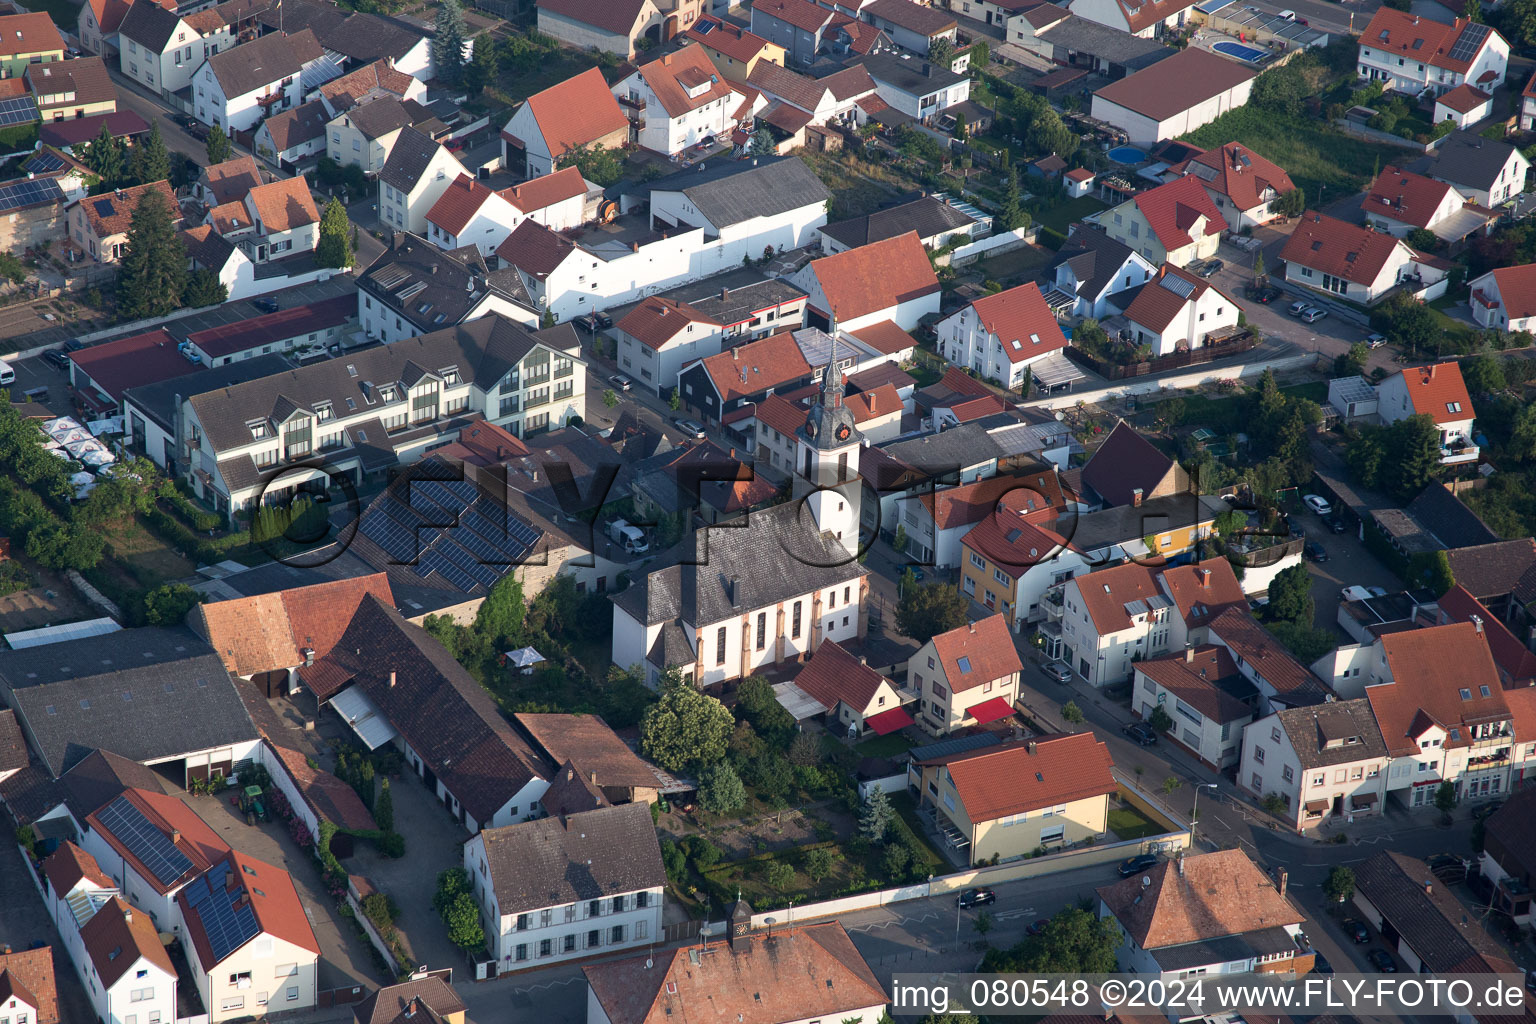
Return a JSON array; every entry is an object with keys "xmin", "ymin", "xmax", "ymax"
[{"xmin": 1287, "ymin": 502, "xmax": 1405, "ymax": 639}]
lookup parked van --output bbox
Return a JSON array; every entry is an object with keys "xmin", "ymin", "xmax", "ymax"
[
  {"xmin": 608, "ymin": 519, "xmax": 650, "ymax": 555},
  {"xmin": 0, "ymin": 359, "xmax": 14, "ymax": 386}
]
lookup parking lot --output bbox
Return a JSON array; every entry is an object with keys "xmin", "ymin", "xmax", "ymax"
[{"xmin": 1289, "ymin": 495, "xmax": 1405, "ymax": 641}]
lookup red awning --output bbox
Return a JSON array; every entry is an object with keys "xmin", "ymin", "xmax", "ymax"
[
  {"xmin": 967, "ymin": 696, "xmax": 1016, "ymax": 725},
  {"xmin": 864, "ymin": 706, "xmax": 915, "ymax": 736}
]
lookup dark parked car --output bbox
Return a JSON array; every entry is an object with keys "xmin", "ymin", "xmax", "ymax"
[
  {"xmin": 958, "ymin": 888, "xmax": 995, "ymax": 908},
  {"xmin": 1198, "ymin": 259, "xmax": 1224, "ymax": 279},
  {"xmin": 1246, "ymin": 284, "xmax": 1281, "ymax": 303},
  {"xmin": 574, "ymin": 313, "xmax": 601, "ymax": 333},
  {"xmin": 42, "ymin": 349, "xmax": 69, "ymax": 370},
  {"xmin": 1304, "ymin": 541, "xmax": 1328, "ymax": 563},
  {"xmin": 592, "ymin": 312, "xmax": 613, "ymax": 329},
  {"xmin": 1122, "ymin": 721, "xmax": 1158, "ymax": 746},
  {"xmin": 63, "ymin": 338, "xmax": 85, "ymax": 352},
  {"xmin": 251, "ymin": 297, "xmax": 280, "ymax": 314},
  {"xmin": 1119, "ymin": 854, "xmax": 1159, "ymax": 878},
  {"xmin": 1342, "ymin": 918, "xmax": 1369, "ymax": 943},
  {"xmin": 1367, "ymin": 948, "xmax": 1397, "ymax": 973},
  {"xmin": 1473, "ymin": 801, "xmax": 1503, "ymax": 821},
  {"xmin": 1324, "ymin": 515, "xmax": 1347, "ymax": 534}
]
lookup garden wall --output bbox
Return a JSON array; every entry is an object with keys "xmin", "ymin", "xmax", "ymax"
[
  {"xmin": 1025, "ymin": 352, "xmax": 1315, "ymax": 412},
  {"xmin": 937, "ymin": 227, "xmax": 1035, "ymax": 267},
  {"xmin": 858, "ymin": 774, "xmax": 909, "ymax": 800},
  {"xmin": 748, "ymin": 882, "xmax": 931, "ymax": 929}
]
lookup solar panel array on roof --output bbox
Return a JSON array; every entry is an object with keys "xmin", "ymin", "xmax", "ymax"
[
  {"xmin": 0, "ymin": 177, "xmax": 63, "ymax": 213},
  {"xmin": 93, "ymin": 198, "xmax": 115, "ymax": 218},
  {"xmin": 96, "ymin": 794, "xmax": 194, "ymax": 887},
  {"xmin": 24, "ymin": 150, "xmax": 64, "ymax": 173},
  {"xmin": 1447, "ymin": 22, "xmax": 1491, "ymax": 65},
  {"xmin": 1160, "ymin": 274, "xmax": 1196, "ymax": 298},
  {"xmin": 0, "ymin": 96, "xmax": 38, "ymax": 127},
  {"xmin": 356, "ymin": 468, "xmax": 541, "ymax": 593},
  {"xmin": 182, "ymin": 861, "xmax": 260, "ymax": 962}
]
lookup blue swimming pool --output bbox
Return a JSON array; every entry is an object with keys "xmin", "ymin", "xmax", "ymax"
[
  {"xmin": 1107, "ymin": 146, "xmax": 1148, "ymax": 165},
  {"xmin": 1213, "ymin": 40, "xmax": 1266, "ymax": 62}
]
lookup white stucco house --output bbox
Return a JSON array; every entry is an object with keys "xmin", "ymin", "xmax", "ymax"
[
  {"xmin": 377, "ymin": 127, "xmax": 468, "ymax": 236},
  {"xmin": 1357, "ymin": 8, "xmax": 1507, "ymax": 98},
  {"xmin": 790, "ymin": 229, "xmax": 940, "ymax": 333},
  {"xmin": 1091, "ymin": 47, "xmax": 1255, "ymax": 145},
  {"xmin": 192, "ymin": 30, "xmax": 322, "ymax": 132},
  {"xmin": 612, "ymin": 45, "xmax": 743, "ymax": 157},
  {"xmin": 935, "ymin": 281, "xmax": 1067, "ymax": 390},
  {"xmin": 1376, "ymin": 361, "xmax": 1477, "ymax": 464},
  {"xmin": 1280, "ymin": 211, "xmax": 1450, "ymax": 306},
  {"xmin": 1471, "ymin": 263, "xmax": 1536, "ymax": 332},
  {"xmin": 1114, "ymin": 264, "xmax": 1241, "ymax": 357}
]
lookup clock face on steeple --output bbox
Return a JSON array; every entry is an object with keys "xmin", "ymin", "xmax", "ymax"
[{"xmin": 835, "ymin": 424, "xmax": 851, "ymax": 442}]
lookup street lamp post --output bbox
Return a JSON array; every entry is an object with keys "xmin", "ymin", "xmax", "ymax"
[{"xmin": 1191, "ymin": 783, "xmax": 1218, "ymax": 849}]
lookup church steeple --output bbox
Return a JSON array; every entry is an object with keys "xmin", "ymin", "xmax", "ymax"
[{"xmin": 800, "ymin": 335, "xmax": 860, "ymax": 451}]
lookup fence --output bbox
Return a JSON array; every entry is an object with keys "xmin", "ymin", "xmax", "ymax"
[
  {"xmin": 315, "ymin": 986, "xmax": 367, "ymax": 1008},
  {"xmin": 858, "ymin": 773, "xmax": 909, "ymax": 799},
  {"xmin": 1065, "ymin": 331, "xmax": 1258, "ymax": 381},
  {"xmin": 1024, "ymin": 352, "xmax": 1316, "ymax": 412},
  {"xmin": 937, "ymin": 226, "xmax": 1034, "ymax": 267}
]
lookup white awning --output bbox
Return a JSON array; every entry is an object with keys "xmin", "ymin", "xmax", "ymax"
[
  {"xmin": 5, "ymin": 617, "xmax": 122, "ymax": 649},
  {"xmin": 773, "ymin": 681, "xmax": 829, "ymax": 722},
  {"xmin": 1031, "ymin": 351, "xmax": 1087, "ymax": 390},
  {"xmin": 330, "ymin": 686, "xmax": 399, "ymax": 751}
]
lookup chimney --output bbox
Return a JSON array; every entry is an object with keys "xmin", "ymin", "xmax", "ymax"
[
  {"xmin": 1196, "ymin": 567, "xmax": 1210, "ymax": 587},
  {"xmin": 1132, "ymin": 488, "xmax": 1144, "ymax": 507},
  {"xmin": 566, "ymin": 767, "xmax": 574, "ymax": 781},
  {"xmin": 124, "ymin": 909, "xmax": 132, "ymax": 923},
  {"xmin": 171, "ymin": 829, "xmax": 182, "ymax": 844},
  {"xmin": 1176, "ymin": 854, "xmax": 1184, "ymax": 876},
  {"xmin": 303, "ymin": 647, "xmax": 314, "ymax": 666},
  {"xmin": 1472, "ymin": 614, "xmax": 1484, "ymax": 634},
  {"xmin": 388, "ymin": 670, "xmax": 397, "ymax": 688},
  {"xmin": 430, "ymin": 264, "xmax": 438, "ymax": 274},
  {"xmin": 1027, "ymin": 741, "xmax": 1037, "ymax": 754},
  {"xmin": 1276, "ymin": 868, "xmax": 1288, "ymax": 898},
  {"xmin": 1185, "ymin": 646, "xmax": 1195, "ymax": 663},
  {"xmin": 1424, "ymin": 879, "xmax": 1433, "ymax": 895},
  {"xmin": 858, "ymin": 655, "xmax": 868, "ymax": 665},
  {"xmin": 921, "ymin": 62, "xmax": 930, "ymax": 75},
  {"xmin": 589, "ymin": 769, "xmax": 598, "ymax": 785},
  {"xmin": 721, "ymin": 287, "xmax": 729, "ymax": 301},
  {"xmin": 968, "ymin": 622, "xmax": 975, "ymax": 633},
  {"xmin": 631, "ymin": 241, "xmax": 640, "ymax": 252}
]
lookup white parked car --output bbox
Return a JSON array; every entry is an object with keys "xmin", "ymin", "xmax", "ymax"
[{"xmin": 1303, "ymin": 494, "xmax": 1332, "ymax": 516}]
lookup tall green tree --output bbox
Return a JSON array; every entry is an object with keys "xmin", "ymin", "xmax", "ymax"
[
  {"xmin": 1386, "ymin": 413, "xmax": 1443, "ymax": 500},
  {"xmin": 432, "ymin": 0, "xmax": 469, "ymax": 86},
  {"xmin": 86, "ymin": 123, "xmax": 124, "ymax": 189},
  {"xmin": 997, "ymin": 167, "xmax": 1025, "ymax": 232},
  {"xmin": 463, "ymin": 33, "xmax": 497, "ymax": 93},
  {"xmin": 698, "ymin": 762, "xmax": 746, "ymax": 814},
  {"xmin": 895, "ymin": 574, "xmax": 969, "ymax": 644},
  {"xmin": 206, "ymin": 124, "xmax": 232, "ymax": 165},
  {"xmin": 1266, "ymin": 563, "xmax": 1314, "ymax": 627},
  {"xmin": 749, "ymin": 125, "xmax": 777, "ymax": 157},
  {"xmin": 980, "ymin": 907, "xmax": 1120, "ymax": 973},
  {"xmin": 474, "ymin": 575, "xmax": 526, "ymax": 646},
  {"xmin": 143, "ymin": 583, "xmax": 202, "ymax": 625},
  {"xmin": 129, "ymin": 123, "xmax": 171, "ymax": 186},
  {"xmin": 640, "ymin": 672, "xmax": 733, "ymax": 771},
  {"xmin": 183, "ymin": 268, "xmax": 227, "ymax": 307},
  {"xmin": 858, "ymin": 787, "xmax": 894, "ymax": 844},
  {"xmin": 116, "ymin": 188, "xmax": 186, "ymax": 320},
  {"xmin": 315, "ymin": 197, "xmax": 355, "ymax": 269}
]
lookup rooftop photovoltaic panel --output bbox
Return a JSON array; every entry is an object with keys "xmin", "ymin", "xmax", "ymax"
[
  {"xmin": 0, "ymin": 96, "xmax": 38, "ymax": 127},
  {"xmin": 24, "ymin": 150, "xmax": 64, "ymax": 173},
  {"xmin": 1160, "ymin": 274, "xmax": 1196, "ymax": 298},
  {"xmin": 96, "ymin": 794, "xmax": 194, "ymax": 887},
  {"xmin": 0, "ymin": 178, "xmax": 63, "ymax": 213},
  {"xmin": 182, "ymin": 862, "xmax": 260, "ymax": 962},
  {"xmin": 1446, "ymin": 22, "xmax": 1491, "ymax": 65}
]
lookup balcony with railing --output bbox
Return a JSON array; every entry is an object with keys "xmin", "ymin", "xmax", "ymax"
[{"xmin": 1441, "ymin": 438, "xmax": 1480, "ymax": 465}]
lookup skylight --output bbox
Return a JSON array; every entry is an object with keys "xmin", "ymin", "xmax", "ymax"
[
  {"xmin": 1480, "ymin": 685, "xmax": 1491, "ymax": 697},
  {"xmin": 1459, "ymin": 688, "xmax": 1472, "ymax": 699},
  {"xmin": 957, "ymin": 656, "xmax": 972, "ymax": 673}
]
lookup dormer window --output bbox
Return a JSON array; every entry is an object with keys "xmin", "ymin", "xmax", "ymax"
[
  {"xmin": 378, "ymin": 385, "xmax": 397, "ymax": 402},
  {"xmin": 314, "ymin": 403, "xmax": 334, "ymax": 422},
  {"xmin": 248, "ymin": 420, "xmax": 270, "ymax": 439},
  {"xmin": 440, "ymin": 366, "xmax": 461, "ymax": 384}
]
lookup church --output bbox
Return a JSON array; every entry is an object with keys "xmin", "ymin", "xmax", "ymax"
[{"xmin": 610, "ymin": 355, "xmax": 870, "ymax": 688}]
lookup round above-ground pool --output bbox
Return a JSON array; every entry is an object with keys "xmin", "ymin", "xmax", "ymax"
[
  {"xmin": 1107, "ymin": 146, "xmax": 1148, "ymax": 164},
  {"xmin": 1212, "ymin": 40, "xmax": 1266, "ymax": 62}
]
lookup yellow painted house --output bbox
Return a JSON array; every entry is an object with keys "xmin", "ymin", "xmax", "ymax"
[
  {"xmin": 909, "ymin": 733, "xmax": 1117, "ymax": 865},
  {"xmin": 1092, "ymin": 174, "xmax": 1225, "ymax": 269},
  {"xmin": 0, "ymin": 12, "xmax": 63, "ymax": 79},
  {"xmin": 27, "ymin": 56, "xmax": 117, "ymax": 122},
  {"xmin": 682, "ymin": 17, "xmax": 783, "ymax": 86}
]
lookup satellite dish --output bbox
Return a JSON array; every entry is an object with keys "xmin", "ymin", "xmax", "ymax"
[
  {"xmin": 1055, "ymin": 411, "xmax": 1065, "ymax": 421},
  {"xmin": 1141, "ymin": 876, "xmax": 1151, "ymax": 887}
]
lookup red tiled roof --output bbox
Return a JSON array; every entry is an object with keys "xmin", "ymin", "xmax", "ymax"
[
  {"xmin": 752, "ymin": 0, "xmax": 834, "ymax": 32},
  {"xmin": 1098, "ymin": 848, "xmax": 1304, "ymax": 949},
  {"xmin": 849, "ymin": 319, "xmax": 915, "ymax": 356},
  {"xmin": 1131, "ymin": 174, "xmax": 1225, "ymax": 253},
  {"xmin": 1074, "ymin": 562, "xmax": 1164, "ymax": 635},
  {"xmin": 1136, "ymin": 645, "xmax": 1252, "ymax": 723},
  {"xmin": 1208, "ymin": 607, "xmax": 1330, "ymax": 702},
  {"xmin": 519, "ymin": 67, "xmax": 628, "ymax": 161},
  {"xmin": 961, "ymin": 503, "xmax": 1074, "ymax": 573},
  {"xmin": 1178, "ymin": 142, "xmax": 1294, "ymax": 212},
  {"xmin": 1113, "ymin": 0, "xmax": 1197, "ymax": 33},
  {"xmin": 1366, "ymin": 621, "xmax": 1506, "ymax": 756},
  {"xmin": 752, "ymin": 391, "xmax": 804, "ymax": 438},
  {"xmin": 271, "ymin": 744, "xmax": 377, "ymax": 832},
  {"xmin": 1159, "ymin": 558, "xmax": 1246, "ymax": 628},
  {"xmin": 1280, "ymin": 211, "xmax": 1408, "ymax": 286},
  {"xmin": 1093, "ymin": 47, "xmax": 1254, "ymax": 123},
  {"xmin": 432, "ymin": 416, "xmax": 532, "ymax": 466},
  {"xmin": 793, "ymin": 639, "xmax": 893, "ymax": 713},
  {"xmin": 926, "ymin": 734, "xmax": 1115, "ymax": 822},
  {"xmin": 616, "ymin": 295, "xmax": 721, "ymax": 350},
  {"xmin": 202, "ymin": 155, "xmax": 262, "ymax": 206},
  {"xmin": 944, "ymin": 394, "xmax": 1008, "ymax": 422},
  {"xmin": 697, "ymin": 331, "xmax": 811, "ymax": 402},
  {"xmin": 1525, "ymin": 68, "xmax": 1536, "ymax": 101},
  {"xmin": 0, "ymin": 12, "xmax": 64, "ymax": 57},
  {"xmin": 81, "ymin": 895, "xmax": 174, "ymax": 990},
  {"xmin": 178, "ymin": 851, "xmax": 320, "ymax": 970},
  {"xmin": 1437, "ymin": 82, "xmax": 1491, "ymax": 114},
  {"xmin": 426, "ymin": 173, "xmax": 496, "ymax": 237},
  {"xmin": 79, "ymin": 179, "xmax": 176, "ymax": 239},
  {"xmin": 246, "ymin": 175, "xmax": 318, "ymax": 233},
  {"xmin": 67, "ymin": 326, "xmax": 201, "ymax": 401},
  {"xmin": 208, "ymin": 199, "xmax": 249, "ymax": 234},
  {"xmin": 635, "ymin": 46, "xmax": 735, "ymax": 119},
  {"xmin": 1123, "ymin": 264, "xmax": 1229, "ymax": 333},
  {"xmin": 1064, "ymin": 167, "xmax": 1094, "ymax": 182},
  {"xmin": 807, "ymin": 231, "xmax": 938, "ymax": 322},
  {"xmin": 929, "ymin": 613, "xmax": 1022, "ymax": 691},
  {"xmin": 89, "ymin": 0, "xmax": 173, "ymax": 37},
  {"xmin": 86, "ymin": 788, "xmax": 230, "ymax": 895},
  {"xmin": 536, "ymin": 0, "xmax": 652, "ymax": 36},
  {"xmin": 685, "ymin": 16, "xmax": 773, "ymax": 63},
  {"xmin": 0, "ymin": 948, "xmax": 57, "ymax": 1024},
  {"xmin": 1360, "ymin": 8, "xmax": 1490, "ymax": 74},
  {"xmin": 845, "ymin": 382, "xmax": 901, "ymax": 423},
  {"xmin": 1365, "ymin": 166, "xmax": 1462, "ymax": 230},
  {"xmin": 1394, "ymin": 361, "xmax": 1474, "ymax": 424},
  {"xmin": 496, "ymin": 218, "xmax": 576, "ymax": 278},
  {"xmin": 1482, "ymin": 263, "xmax": 1536, "ymax": 320},
  {"xmin": 919, "ymin": 470, "xmax": 1068, "ymax": 531},
  {"xmin": 834, "ymin": 16, "xmax": 884, "ymax": 53},
  {"xmin": 319, "ymin": 58, "xmax": 417, "ymax": 111},
  {"xmin": 1437, "ymin": 585, "xmax": 1536, "ymax": 685},
  {"xmin": 192, "ymin": 575, "xmax": 394, "ymax": 677},
  {"xmin": 966, "ymin": 282, "xmax": 1068, "ymax": 363},
  {"xmin": 500, "ymin": 164, "xmax": 586, "ymax": 213},
  {"xmin": 42, "ymin": 841, "xmax": 114, "ymax": 899},
  {"xmin": 862, "ymin": 0, "xmax": 956, "ymax": 36},
  {"xmin": 184, "ymin": 294, "xmax": 355, "ymax": 359}
]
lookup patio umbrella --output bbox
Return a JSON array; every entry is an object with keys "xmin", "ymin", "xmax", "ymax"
[
  {"xmin": 43, "ymin": 417, "xmax": 80, "ymax": 434},
  {"xmin": 70, "ymin": 471, "xmax": 95, "ymax": 486},
  {"xmin": 79, "ymin": 449, "xmax": 115, "ymax": 467},
  {"xmin": 51, "ymin": 428, "xmax": 90, "ymax": 445},
  {"xmin": 66, "ymin": 439, "xmax": 105, "ymax": 458}
]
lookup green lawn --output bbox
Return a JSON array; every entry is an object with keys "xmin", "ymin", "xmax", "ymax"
[
  {"xmin": 1032, "ymin": 196, "xmax": 1107, "ymax": 236},
  {"xmin": 854, "ymin": 733, "xmax": 916, "ymax": 758},
  {"xmin": 1181, "ymin": 108, "xmax": 1406, "ymax": 199},
  {"xmin": 1107, "ymin": 805, "xmax": 1165, "ymax": 841}
]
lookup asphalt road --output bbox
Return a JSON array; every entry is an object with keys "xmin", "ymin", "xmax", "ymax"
[
  {"xmin": 106, "ymin": 66, "xmax": 211, "ymax": 166},
  {"xmin": 1235, "ymin": 0, "xmax": 1384, "ymax": 39}
]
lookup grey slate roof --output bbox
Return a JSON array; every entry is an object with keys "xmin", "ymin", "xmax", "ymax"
[
  {"xmin": 379, "ymin": 126, "xmax": 447, "ymax": 194},
  {"xmin": 0, "ymin": 763, "xmax": 66, "ymax": 826},
  {"xmin": 821, "ymin": 194, "xmax": 975, "ymax": 249},
  {"xmin": 185, "ymin": 315, "xmax": 542, "ymax": 454},
  {"xmin": 60, "ymin": 748, "xmax": 168, "ymax": 821},
  {"xmin": 1273, "ymin": 699, "xmax": 1388, "ymax": 771},
  {"xmin": 0, "ymin": 627, "xmax": 258, "ymax": 777},
  {"xmin": 348, "ymin": 97, "xmax": 432, "ymax": 140},
  {"xmin": 651, "ymin": 268, "xmax": 807, "ymax": 328},
  {"xmin": 0, "ymin": 707, "xmax": 25, "ymax": 774},
  {"xmin": 119, "ymin": 0, "xmax": 183, "ymax": 54},
  {"xmin": 207, "ymin": 30, "xmax": 321, "ymax": 99},
  {"xmin": 1063, "ymin": 493, "xmax": 1227, "ymax": 554},
  {"xmin": 858, "ymin": 51, "xmax": 967, "ymax": 96},
  {"xmin": 1410, "ymin": 130, "xmax": 1523, "ymax": 193},
  {"xmin": 357, "ymin": 233, "xmax": 535, "ymax": 333},
  {"xmin": 880, "ymin": 422, "xmax": 1006, "ymax": 475},
  {"xmin": 123, "ymin": 353, "xmax": 294, "ymax": 433},
  {"xmin": 256, "ymin": 0, "xmax": 425, "ymax": 62},
  {"xmin": 612, "ymin": 500, "xmax": 867, "ymax": 629},
  {"xmin": 1050, "ymin": 227, "xmax": 1141, "ymax": 303},
  {"xmin": 480, "ymin": 802, "xmax": 664, "ymax": 916},
  {"xmin": 1036, "ymin": 15, "xmax": 1173, "ymax": 69},
  {"xmin": 305, "ymin": 595, "xmax": 551, "ymax": 822},
  {"xmin": 1352, "ymin": 851, "xmax": 1516, "ymax": 973},
  {"xmin": 649, "ymin": 155, "xmax": 831, "ymax": 230},
  {"xmin": 1404, "ymin": 483, "xmax": 1499, "ymax": 551}
]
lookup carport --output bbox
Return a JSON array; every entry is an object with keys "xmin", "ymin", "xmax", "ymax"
[
  {"xmin": 772, "ymin": 680, "xmax": 828, "ymax": 722},
  {"xmin": 1030, "ymin": 351, "xmax": 1087, "ymax": 394},
  {"xmin": 330, "ymin": 686, "xmax": 399, "ymax": 750}
]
